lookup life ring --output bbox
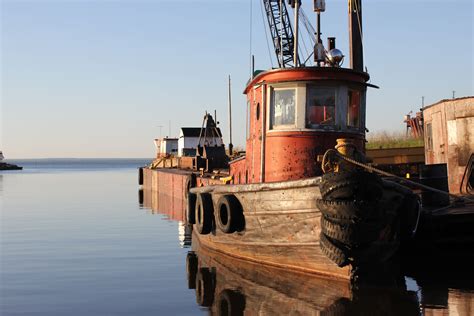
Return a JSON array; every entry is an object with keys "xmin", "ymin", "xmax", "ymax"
[
  {"xmin": 215, "ymin": 195, "xmax": 245, "ymax": 233},
  {"xmin": 195, "ymin": 193, "xmax": 214, "ymax": 234}
]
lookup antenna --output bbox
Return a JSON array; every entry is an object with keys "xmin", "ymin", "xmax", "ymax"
[
  {"xmin": 228, "ymin": 75, "xmax": 233, "ymax": 156},
  {"xmin": 293, "ymin": 0, "xmax": 300, "ymax": 67},
  {"xmin": 168, "ymin": 120, "xmax": 171, "ymax": 137},
  {"xmin": 157, "ymin": 125, "xmax": 163, "ymax": 138},
  {"xmin": 313, "ymin": 0, "xmax": 326, "ymax": 66}
]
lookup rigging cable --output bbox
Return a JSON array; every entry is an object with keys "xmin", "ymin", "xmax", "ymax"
[
  {"xmin": 259, "ymin": 0, "xmax": 274, "ymax": 68},
  {"xmin": 249, "ymin": 0, "xmax": 253, "ymax": 77},
  {"xmin": 298, "ymin": 22, "xmax": 310, "ymax": 65}
]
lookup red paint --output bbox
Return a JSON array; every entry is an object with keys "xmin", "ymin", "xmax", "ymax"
[{"xmin": 230, "ymin": 67, "xmax": 369, "ymax": 184}]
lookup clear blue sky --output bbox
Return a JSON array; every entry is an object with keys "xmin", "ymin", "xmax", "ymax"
[{"xmin": 1, "ymin": 0, "xmax": 472, "ymax": 158}]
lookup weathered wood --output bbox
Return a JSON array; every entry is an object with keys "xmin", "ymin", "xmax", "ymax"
[{"xmin": 143, "ymin": 167, "xmax": 406, "ymax": 282}]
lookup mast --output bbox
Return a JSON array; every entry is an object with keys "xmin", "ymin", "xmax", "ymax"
[{"xmin": 349, "ymin": 0, "xmax": 363, "ymax": 72}]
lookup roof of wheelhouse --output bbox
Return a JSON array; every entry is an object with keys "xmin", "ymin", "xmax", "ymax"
[{"xmin": 243, "ymin": 67, "xmax": 371, "ymax": 94}]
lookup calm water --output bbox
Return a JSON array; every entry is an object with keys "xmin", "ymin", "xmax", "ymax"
[{"xmin": 1, "ymin": 160, "xmax": 473, "ymax": 315}]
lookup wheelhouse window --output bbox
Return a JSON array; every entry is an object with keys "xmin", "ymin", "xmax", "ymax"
[
  {"xmin": 306, "ymin": 86, "xmax": 336, "ymax": 127},
  {"xmin": 347, "ymin": 90, "xmax": 361, "ymax": 128},
  {"xmin": 271, "ymin": 88, "xmax": 295, "ymax": 128}
]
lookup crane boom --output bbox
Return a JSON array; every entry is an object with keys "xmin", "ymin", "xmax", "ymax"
[{"xmin": 262, "ymin": 0, "xmax": 300, "ymax": 68}]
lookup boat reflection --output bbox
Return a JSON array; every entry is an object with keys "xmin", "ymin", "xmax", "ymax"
[
  {"xmin": 140, "ymin": 187, "xmax": 186, "ymax": 221},
  {"xmin": 139, "ymin": 187, "xmax": 474, "ymax": 315},
  {"xmin": 404, "ymin": 251, "xmax": 474, "ymax": 316},
  {"xmin": 186, "ymin": 234, "xmax": 421, "ymax": 315}
]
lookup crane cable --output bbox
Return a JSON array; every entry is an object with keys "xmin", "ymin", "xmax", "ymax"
[{"xmin": 259, "ymin": 0, "xmax": 274, "ymax": 67}]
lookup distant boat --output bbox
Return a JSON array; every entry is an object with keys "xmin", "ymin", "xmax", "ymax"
[{"xmin": 0, "ymin": 151, "xmax": 22, "ymax": 170}]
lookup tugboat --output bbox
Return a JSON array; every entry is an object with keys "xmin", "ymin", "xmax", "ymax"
[{"xmin": 141, "ymin": 0, "xmax": 420, "ymax": 282}]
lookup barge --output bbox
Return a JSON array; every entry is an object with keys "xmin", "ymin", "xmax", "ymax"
[{"xmin": 140, "ymin": 0, "xmax": 422, "ymax": 282}]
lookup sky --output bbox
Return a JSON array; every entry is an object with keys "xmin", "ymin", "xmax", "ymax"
[{"xmin": 1, "ymin": 0, "xmax": 473, "ymax": 158}]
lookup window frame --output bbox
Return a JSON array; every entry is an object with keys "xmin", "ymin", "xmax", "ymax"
[
  {"xmin": 305, "ymin": 85, "xmax": 337, "ymax": 129},
  {"xmin": 269, "ymin": 87, "xmax": 297, "ymax": 130},
  {"xmin": 346, "ymin": 88, "xmax": 362, "ymax": 129}
]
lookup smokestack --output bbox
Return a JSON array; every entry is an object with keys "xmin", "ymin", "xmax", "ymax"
[
  {"xmin": 327, "ymin": 37, "xmax": 336, "ymax": 50},
  {"xmin": 349, "ymin": 0, "xmax": 363, "ymax": 72}
]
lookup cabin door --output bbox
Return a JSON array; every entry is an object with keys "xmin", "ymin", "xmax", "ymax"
[{"xmin": 432, "ymin": 111, "xmax": 446, "ymax": 164}]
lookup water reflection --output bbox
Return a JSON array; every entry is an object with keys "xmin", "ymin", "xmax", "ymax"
[
  {"xmin": 140, "ymin": 187, "xmax": 474, "ymax": 315},
  {"xmin": 140, "ymin": 187, "xmax": 186, "ymax": 221},
  {"xmin": 185, "ymin": 242, "xmax": 422, "ymax": 315}
]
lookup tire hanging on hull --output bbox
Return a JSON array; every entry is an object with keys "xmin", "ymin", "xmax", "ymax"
[
  {"xmin": 195, "ymin": 193, "xmax": 214, "ymax": 235},
  {"xmin": 215, "ymin": 195, "xmax": 245, "ymax": 233}
]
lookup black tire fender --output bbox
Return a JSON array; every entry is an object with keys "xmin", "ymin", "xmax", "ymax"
[
  {"xmin": 317, "ymin": 199, "xmax": 380, "ymax": 221},
  {"xmin": 195, "ymin": 268, "xmax": 215, "ymax": 307},
  {"xmin": 216, "ymin": 289, "xmax": 246, "ymax": 315},
  {"xmin": 186, "ymin": 252, "xmax": 198, "ymax": 290},
  {"xmin": 216, "ymin": 195, "xmax": 245, "ymax": 233},
  {"xmin": 321, "ymin": 170, "xmax": 383, "ymax": 201},
  {"xmin": 319, "ymin": 232, "xmax": 350, "ymax": 267},
  {"xmin": 321, "ymin": 216, "xmax": 383, "ymax": 245},
  {"xmin": 195, "ymin": 193, "xmax": 214, "ymax": 235},
  {"xmin": 186, "ymin": 193, "xmax": 197, "ymax": 224},
  {"xmin": 138, "ymin": 167, "xmax": 144, "ymax": 185},
  {"xmin": 184, "ymin": 173, "xmax": 197, "ymax": 199}
]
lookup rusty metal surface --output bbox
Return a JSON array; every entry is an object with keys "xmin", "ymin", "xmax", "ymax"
[
  {"xmin": 244, "ymin": 67, "xmax": 369, "ymax": 94},
  {"xmin": 141, "ymin": 168, "xmax": 190, "ymax": 220},
  {"xmin": 264, "ymin": 131, "xmax": 364, "ymax": 182},
  {"xmin": 233, "ymin": 67, "xmax": 371, "ymax": 185}
]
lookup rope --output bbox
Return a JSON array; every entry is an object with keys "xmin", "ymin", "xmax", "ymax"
[{"xmin": 322, "ymin": 149, "xmax": 474, "ymax": 203}]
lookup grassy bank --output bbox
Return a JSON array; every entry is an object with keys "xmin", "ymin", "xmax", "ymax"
[{"xmin": 366, "ymin": 131, "xmax": 424, "ymax": 149}]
